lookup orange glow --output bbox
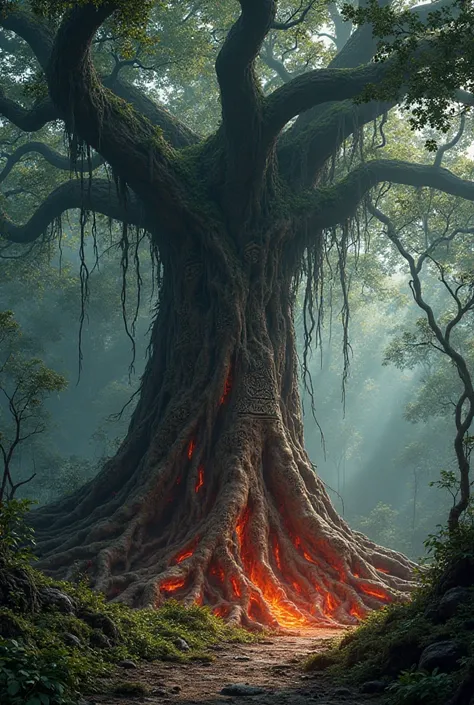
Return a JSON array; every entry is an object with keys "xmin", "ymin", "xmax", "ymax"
[
  {"xmin": 353, "ymin": 572, "xmax": 360, "ymax": 578},
  {"xmin": 187, "ymin": 439, "xmax": 196, "ymax": 460},
  {"xmin": 294, "ymin": 536, "xmax": 301, "ymax": 549},
  {"xmin": 219, "ymin": 367, "xmax": 232, "ymax": 405},
  {"xmin": 360, "ymin": 584, "xmax": 390, "ymax": 601},
  {"xmin": 236, "ymin": 508, "xmax": 250, "ymax": 545},
  {"xmin": 350, "ymin": 604, "xmax": 366, "ymax": 620},
  {"xmin": 377, "ymin": 567, "xmax": 389, "ymax": 574},
  {"xmin": 274, "ymin": 541, "xmax": 282, "ymax": 570},
  {"xmin": 174, "ymin": 548, "xmax": 193, "ymax": 564},
  {"xmin": 292, "ymin": 580, "xmax": 301, "ymax": 594},
  {"xmin": 213, "ymin": 605, "xmax": 228, "ymax": 618},
  {"xmin": 325, "ymin": 593, "xmax": 338, "ymax": 613},
  {"xmin": 161, "ymin": 577, "xmax": 186, "ymax": 593},
  {"xmin": 195, "ymin": 465, "xmax": 204, "ymax": 493},
  {"xmin": 303, "ymin": 549, "xmax": 316, "ymax": 564},
  {"xmin": 210, "ymin": 565, "xmax": 225, "ymax": 583},
  {"xmin": 231, "ymin": 577, "xmax": 241, "ymax": 597}
]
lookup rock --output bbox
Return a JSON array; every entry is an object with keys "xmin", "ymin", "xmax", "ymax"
[
  {"xmin": 64, "ymin": 633, "xmax": 82, "ymax": 648},
  {"xmin": 419, "ymin": 640, "xmax": 465, "ymax": 673},
  {"xmin": 438, "ymin": 556, "xmax": 474, "ymax": 593},
  {"xmin": 331, "ymin": 686, "xmax": 352, "ymax": 697},
  {"xmin": 0, "ymin": 559, "xmax": 39, "ymax": 613},
  {"xmin": 234, "ymin": 656, "xmax": 252, "ymax": 661},
  {"xmin": 38, "ymin": 587, "xmax": 76, "ymax": 614},
  {"xmin": 118, "ymin": 659, "xmax": 138, "ymax": 669},
  {"xmin": 79, "ymin": 611, "xmax": 120, "ymax": 642},
  {"xmin": 360, "ymin": 680, "xmax": 386, "ymax": 694},
  {"xmin": 151, "ymin": 687, "xmax": 168, "ymax": 697},
  {"xmin": 171, "ymin": 685, "xmax": 181, "ymax": 692},
  {"xmin": 0, "ymin": 611, "xmax": 24, "ymax": 638},
  {"xmin": 438, "ymin": 587, "xmax": 471, "ymax": 621},
  {"xmin": 220, "ymin": 684, "xmax": 266, "ymax": 696},
  {"xmin": 89, "ymin": 629, "xmax": 112, "ymax": 649},
  {"xmin": 174, "ymin": 637, "xmax": 190, "ymax": 651}
]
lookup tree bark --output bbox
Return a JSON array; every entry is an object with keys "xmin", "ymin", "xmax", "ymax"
[{"xmin": 32, "ymin": 218, "xmax": 414, "ymax": 630}]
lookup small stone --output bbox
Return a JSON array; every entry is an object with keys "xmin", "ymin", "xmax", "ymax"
[
  {"xmin": 234, "ymin": 656, "xmax": 252, "ymax": 661},
  {"xmin": 438, "ymin": 587, "xmax": 471, "ymax": 621},
  {"xmin": 118, "ymin": 659, "xmax": 138, "ymax": 669},
  {"xmin": 172, "ymin": 685, "xmax": 181, "ymax": 692},
  {"xmin": 331, "ymin": 686, "xmax": 352, "ymax": 697},
  {"xmin": 38, "ymin": 587, "xmax": 76, "ymax": 614},
  {"xmin": 221, "ymin": 684, "xmax": 266, "ymax": 697},
  {"xmin": 418, "ymin": 640, "xmax": 465, "ymax": 673},
  {"xmin": 360, "ymin": 680, "xmax": 386, "ymax": 694},
  {"xmin": 151, "ymin": 688, "xmax": 168, "ymax": 697},
  {"xmin": 79, "ymin": 611, "xmax": 120, "ymax": 642},
  {"xmin": 90, "ymin": 629, "xmax": 112, "ymax": 649},
  {"xmin": 64, "ymin": 633, "xmax": 82, "ymax": 648},
  {"xmin": 174, "ymin": 637, "xmax": 190, "ymax": 651}
]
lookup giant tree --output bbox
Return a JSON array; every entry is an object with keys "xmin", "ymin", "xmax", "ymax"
[{"xmin": 1, "ymin": 0, "xmax": 474, "ymax": 630}]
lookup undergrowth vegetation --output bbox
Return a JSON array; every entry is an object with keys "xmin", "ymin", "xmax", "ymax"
[
  {"xmin": 306, "ymin": 517, "xmax": 474, "ymax": 705},
  {"xmin": 0, "ymin": 500, "xmax": 254, "ymax": 705}
]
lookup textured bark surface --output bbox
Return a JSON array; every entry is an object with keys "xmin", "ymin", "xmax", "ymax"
[{"xmin": 32, "ymin": 225, "xmax": 415, "ymax": 631}]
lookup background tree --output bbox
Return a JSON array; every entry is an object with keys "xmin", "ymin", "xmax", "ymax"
[
  {"xmin": 0, "ymin": 311, "xmax": 66, "ymax": 502},
  {"xmin": 1, "ymin": 0, "xmax": 474, "ymax": 629}
]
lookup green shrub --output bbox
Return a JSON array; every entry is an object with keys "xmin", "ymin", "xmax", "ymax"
[
  {"xmin": 0, "ymin": 639, "xmax": 75, "ymax": 705},
  {"xmin": 387, "ymin": 667, "xmax": 455, "ymax": 705}
]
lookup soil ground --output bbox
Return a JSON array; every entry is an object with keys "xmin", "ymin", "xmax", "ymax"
[{"xmin": 86, "ymin": 631, "xmax": 385, "ymax": 705}]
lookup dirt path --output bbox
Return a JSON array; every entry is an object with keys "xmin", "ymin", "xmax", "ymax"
[{"xmin": 86, "ymin": 631, "xmax": 385, "ymax": 705}]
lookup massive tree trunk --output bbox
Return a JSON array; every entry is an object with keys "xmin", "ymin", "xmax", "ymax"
[{"xmin": 32, "ymin": 217, "xmax": 414, "ymax": 630}]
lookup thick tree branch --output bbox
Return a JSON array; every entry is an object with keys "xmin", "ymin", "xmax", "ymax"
[
  {"xmin": 102, "ymin": 75, "xmax": 200, "ymax": 148},
  {"xmin": 215, "ymin": 0, "xmax": 276, "ymax": 147},
  {"xmin": 283, "ymin": 0, "xmax": 458, "ymax": 167},
  {"xmin": 0, "ymin": 141, "xmax": 104, "ymax": 184},
  {"xmin": 0, "ymin": 179, "xmax": 151, "ymax": 244},
  {"xmin": 0, "ymin": 89, "xmax": 59, "ymax": 131},
  {"xmin": 310, "ymin": 160, "xmax": 474, "ymax": 230},
  {"xmin": 264, "ymin": 59, "xmax": 393, "ymax": 143},
  {"xmin": 0, "ymin": 5, "xmax": 200, "ymax": 148},
  {"xmin": 47, "ymin": 2, "xmax": 190, "ymax": 228},
  {"xmin": 278, "ymin": 99, "xmax": 394, "ymax": 185},
  {"xmin": 0, "ymin": 5, "xmax": 54, "ymax": 71}
]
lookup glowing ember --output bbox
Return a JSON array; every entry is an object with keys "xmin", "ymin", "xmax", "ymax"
[
  {"xmin": 213, "ymin": 605, "xmax": 228, "ymax": 618},
  {"xmin": 292, "ymin": 580, "xmax": 301, "ymax": 594},
  {"xmin": 325, "ymin": 593, "xmax": 338, "ymax": 613},
  {"xmin": 161, "ymin": 577, "xmax": 186, "ymax": 593},
  {"xmin": 353, "ymin": 572, "xmax": 360, "ymax": 578},
  {"xmin": 195, "ymin": 465, "xmax": 204, "ymax": 493},
  {"xmin": 219, "ymin": 367, "xmax": 232, "ymax": 405},
  {"xmin": 350, "ymin": 604, "xmax": 366, "ymax": 620},
  {"xmin": 210, "ymin": 565, "xmax": 225, "ymax": 583},
  {"xmin": 187, "ymin": 439, "xmax": 196, "ymax": 460},
  {"xmin": 303, "ymin": 549, "xmax": 316, "ymax": 564},
  {"xmin": 174, "ymin": 548, "xmax": 194, "ymax": 564},
  {"xmin": 377, "ymin": 567, "xmax": 389, "ymax": 574},
  {"xmin": 360, "ymin": 585, "xmax": 390, "ymax": 601},
  {"xmin": 274, "ymin": 541, "xmax": 282, "ymax": 570},
  {"xmin": 235, "ymin": 508, "xmax": 249, "ymax": 544},
  {"xmin": 231, "ymin": 577, "xmax": 241, "ymax": 597}
]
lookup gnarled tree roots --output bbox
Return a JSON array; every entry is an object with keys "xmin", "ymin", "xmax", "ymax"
[{"xmin": 31, "ymin": 408, "xmax": 415, "ymax": 632}]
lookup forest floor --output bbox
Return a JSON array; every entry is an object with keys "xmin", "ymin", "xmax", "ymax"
[{"xmin": 84, "ymin": 630, "xmax": 385, "ymax": 705}]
